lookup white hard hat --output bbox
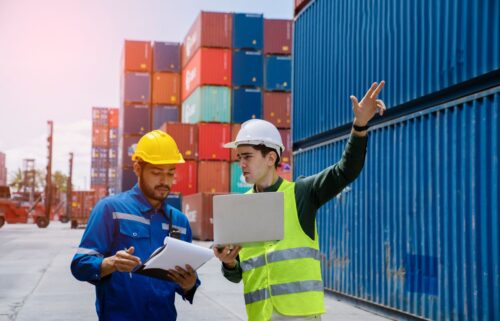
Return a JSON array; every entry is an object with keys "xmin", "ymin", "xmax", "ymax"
[{"xmin": 224, "ymin": 119, "xmax": 285, "ymax": 157}]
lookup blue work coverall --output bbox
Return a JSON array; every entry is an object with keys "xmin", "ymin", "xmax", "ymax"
[{"xmin": 71, "ymin": 184, "xmax": 200, "ymax": 321}]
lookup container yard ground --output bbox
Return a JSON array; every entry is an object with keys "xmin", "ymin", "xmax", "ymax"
[{"xmin": 0, "ymin": 222, "xmax": 391, "ymax": 321}]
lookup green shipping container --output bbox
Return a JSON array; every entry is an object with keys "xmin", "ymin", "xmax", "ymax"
[
  {"xmin": 230, "ymin": 162, "xmax": 252, "ymax": 193},
  {"xmin": 182, "ymin": 86, "xmax": 231, "ymax": 123}
]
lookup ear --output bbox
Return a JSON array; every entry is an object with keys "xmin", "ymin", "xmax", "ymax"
[
  {"xmin": 267, "ymin": 151, "xmax": 277, "ymax": 167},
  {"xmin": 133, "ymin": 162, "xmax": 141, "ymax": 178}
]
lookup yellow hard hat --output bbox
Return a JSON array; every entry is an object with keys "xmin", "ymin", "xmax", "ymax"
[{"xmin": 132, "ymin": 130, "xmax": 185, "ymax": 164}]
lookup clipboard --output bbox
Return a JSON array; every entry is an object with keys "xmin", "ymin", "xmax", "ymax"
[{"xmin": 133, "ymin": 237, "xmax": 214, "ymax": 281}]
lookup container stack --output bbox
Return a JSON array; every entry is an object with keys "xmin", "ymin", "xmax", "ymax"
[
  {"xmin": 293, "ymin": 1, "xmax": 499, "ymax": 320},
  {"xmin": 0, "ymin": 152, "xmax": 6, "ymax": 185},
  {"xmin": 90, "ymin": 107, "xmax": 119, "ymax": 198},
  {"xmin": 118, "ymin": 40, "xmax": 182, "ymax": 192}
]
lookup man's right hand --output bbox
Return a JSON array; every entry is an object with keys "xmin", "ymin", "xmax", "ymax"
[
  {"xmin": 101, "ymin": 247, "xmax": 142, "ymax": 277},
  {"xmin": 213, "ymin": 245, "xmax": 241, "ymax": 269}
]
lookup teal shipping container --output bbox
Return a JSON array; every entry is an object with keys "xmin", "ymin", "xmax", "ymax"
[
  {"xmin": 230, "ymin": 162, "xmax": 252, "ymax": 193},
  {"xmin": 182, "ymin": 86, "xmax": 231, "ymax": 123}
]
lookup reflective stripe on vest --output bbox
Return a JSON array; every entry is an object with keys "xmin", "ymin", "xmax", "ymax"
[
  {"xmin": 244, "ymin": 280, "xmax": 324, "ymax": 304},
  {"xmin": 241, "ymin": 247, "xmax": 321, "ymax": 272}
]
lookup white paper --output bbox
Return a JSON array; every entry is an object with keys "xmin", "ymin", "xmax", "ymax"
[{"xmin": 143, "ymin": 237, "xmax": 214, "ymax": 271}]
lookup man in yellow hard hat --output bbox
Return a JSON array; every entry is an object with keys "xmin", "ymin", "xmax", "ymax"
[
  {"xmin": 71, "ymin": 130, "xmax": 199, "ymax": 321},
  {"xmin": 214, "ymin": 82, "xmax": 386, "ymax": 321}
]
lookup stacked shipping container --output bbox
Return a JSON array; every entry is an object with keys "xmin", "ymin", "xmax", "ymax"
[
  {"xmin": 0, "ymin": 152, "xmax": 6, "ymax": 185},
  {"xmin": 293, "ymin": 0, "xmax": 499, "ymax": 320},
  {"xmin": 91, "ymin": 107, "xmax": 119, "ymax": 198}
]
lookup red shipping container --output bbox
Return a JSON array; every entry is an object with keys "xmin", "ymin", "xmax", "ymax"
[
  {"xmin": 264, "ymin": 19, "xmax": 293, "ymax": 55},
  {"xmin": 108, "ymin": 108, "xmax": 119, "ymax": 128},
  {"xmin": 160, "ymin": 123, "xmax": 198, "ymax": 160},
  {"xmin": 171, "ymin": 160, "xmax": 197, "ymax": 196},
  {"xmin": 263, "ymin": 92, "xmax": 291, "ymax": 129},
  {"xmin": 123, "ymin": 40, "xmax": 152, "ymax": 72},
  {"xmin": 71, "ymin": 190, "xmax": 98, "ymax": 227},
  {"xmin": 181, "ymin": 48, "xmax": 232, "ymax": 101},
  {"xmin": 278, "ymin": 129, "xmax": 292, "ymax": 164},
  {"xmin": 294, "ymin": 0, "xmax": 311, "ymax": 15},
  {"xmin": 91, "ymin": 184, "xmax": 107, "ymax": 200},
  {"xmin": 230, "ymin": 123, "xmax": 241, "ymax": 161},
  {"xmin": 198, "ymin": 161, "xmax": 229, "ymax": 193},
  {"xmin": 182, "ymin": 192, "xmax": 226, "ymax": 241},
  {"xmin": 198, "ymin": 123, "xmax": 231, "ymax": 161},
  {"xmin": 92, "ymin": 126, "xmax": 109, "ymax": 147},
  {"xmin": 277, "ymin": 162, "xmax": 292, "ymax": 181},
  {"xmin": 182, "ymin": 11, "xmax": 233, "ymax": 67},
  {"xmin": 152, "ymin": 72, "xmax": 180, "ymax": 105}
]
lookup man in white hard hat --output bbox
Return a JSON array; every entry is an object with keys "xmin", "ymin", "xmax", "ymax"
[
  {"xmin": 214, "ymin": 82, "xmax": 386, "ymax": 321},
  {"xmin": 71, "ymin": 130, "xmax": 199, "ymax": 321}
]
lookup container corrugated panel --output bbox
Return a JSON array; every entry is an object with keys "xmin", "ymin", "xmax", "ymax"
[
  {"xmin": 123, "ymin": 72, "xmax": 151, "ymax": 104},
  {"xmin": 264, "ymin": 19, "xmax": 292, "ymax": 55},
  {"xmin": 152, "ymin": 72, "xmax": 180, "ymax": 105},
  {"xmin": 198, "ymin": 123, "xmax": 231, "ymax": 161},
  {"xmin": 263, "ymin": 92, "xmax": 291, "ymax": 129},
  {"xmin": 92, "ymin": 125, "xmax": 109, "ymax": 147},
  {"xmin": 108, "ymin": 108, "xmax": 119, "ymax": 128},
  {"xmin": 120, "ymin": 135, "xmax": 140, "ymax": 168},
  {"xmin": 265, "ymin": 56, "xmax": 291, "ymax": 92},
  {"xmin": 123, "ymin": 40, "xmax": 152, "ymax": 72},
  {"xmin": 152, "ymin": 105, "xmax": 179, "ymax": 129},
  {"xmin": 182, "ymin": 193, "xmax": 224, "ymax": 241},
  {"xmin": 198, "ymin": 161, "xmax": 229, "ymax": 193},
  {"xmin": 160, "ymin": 123, "xmax": 198, "ymax": 160},
  {"xmin": 121, "ymin": 104, "xmax": 150, "ymax": 135},
  {"xmin": 182, "ymin": 11, "xmax": 233, "ymax": 67},
  {"xmin": 118, "ymin": 166, "xmax": 136, "ymax": 192},
  {"xmin": 181, "ymin": 86, "xmax": 231, "ymax": 123},
  {"xmin": 232, "ymin": 88, "xmax": 262, "ymax": 123},
  {"xmin": 152, "ymin": 41, "xmax": 180, "ymax": 72},
  {"xmin": 172, "ymin": 160, "xmax": 197, "ymax": 196},
  {"xmin": 232, "ymin": 50, "xmax": 263, "ymax": 87},
  {"xmin": 230, "ymin": 123, "xmax": 241, "ymax": 161},
  {"xmin": 230, "ymin": 162, "xmax": 252, "ymax": 193},
  {"xmin": 293, "ymin": 0, "xmax": 500, "ymax": 142},
  {"xmin": 109, "ymin": 128, "xmax": 119, "ymax": 146},
  {"xmin": 293, "ymin": 88, "xmax": 500, "ymax": 321},
  {"xmin": 277, "ymin": 162, "xmax": 292, "ymax": 181},
  {"xmin": 181, "ymin": 48, "xmax": 232, "ymax": 101},
  {"xmin": 232, "ymin": 13, "xmax": 263, "ymax": 50},
  {"xmin": 278, "ymin": 129, "xmax": 292, "ymax": 164},
  {"xmin": 92, "ymin": 107, "xmax": 109, "ymax": 126}
]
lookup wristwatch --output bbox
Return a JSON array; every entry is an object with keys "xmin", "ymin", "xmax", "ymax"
[{"xmin": 352, "ymin": 123, "xmax": 369, "ymax": 132}]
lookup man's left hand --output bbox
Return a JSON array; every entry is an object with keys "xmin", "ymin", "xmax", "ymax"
[
  {"xmin": 350, "ymin": 81, "xmax": 386, "ymax": 126},
  {"xmin": 167, "ymin": 265, "xmax": 197, "ymax": 292}
]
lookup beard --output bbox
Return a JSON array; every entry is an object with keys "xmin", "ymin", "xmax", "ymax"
[{"xmin": 139, "ymin": 172, "xmax": 170, "ymax": 202}]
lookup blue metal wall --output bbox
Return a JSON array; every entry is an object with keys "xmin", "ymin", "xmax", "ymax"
[
  {"xmin": 293, "ymin": 88, "xmax": 500, "ymax": 321},
  {"xmin": 293, "ymin": 0, "xmax": 500, "ymax": 142},
  {"xmin": 233, "ymin": 13, "xmax": 264, "ymax": 50}
]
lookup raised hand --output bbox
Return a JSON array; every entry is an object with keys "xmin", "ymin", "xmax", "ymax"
[{"xmin": 350, "ymin": 81, "xmax": 386, "ymax": 126}]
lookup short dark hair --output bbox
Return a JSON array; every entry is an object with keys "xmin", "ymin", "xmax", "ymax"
[{"xmin": 249, "ymin": 144, "xmax": 280, "ymax": 168}]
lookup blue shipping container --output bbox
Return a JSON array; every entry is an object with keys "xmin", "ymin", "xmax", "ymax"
[
  {"xmin": 119, "ymin": 167, "xmax": 137, "ymax": 192},
  {"xmin": 293, "ymin": 0, "xmax": 500, "ymax": 142},
  {"xmin": 109, "ymin": 128, "xmax": 119, "ymax": 146},
  {"xmin": 152, "ymin": 105, "xmax": 179, "ymax": 129},
  {"xmin": 121, "ymin": 104, "xmax": 150, "ymax": 135},
  {"xmin": 123, "ymin": 72, "xmax": 150, "ymax": 104},
  {"xmin": 293, "ymin": 88, "xmax": 500, "ymax": 321},
  {"xmin": 152, "ymin": 41, "xmax": 181, "ymax": 73},
  {"xmin": 232, "ymin": 88, "xmax": 262, "ymax": 123},
  {"xmin": 233, "ymin": 13, "xmax": 263, "ymax": 50},
  {"xmin": 265, "ymin": 56, "xmax": 291, "ymax": 92},
  {"xmin": 119, "ymin": 135, "xmax": 140, "ymax": 168},
  {"xmin": 232, "ymin": 50, "xmax": 263, "ymax": 87}
]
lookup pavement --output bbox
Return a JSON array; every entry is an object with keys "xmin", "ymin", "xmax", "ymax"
[{"xmin": 0, "ymin": 222, "xmax": 392, "ymax": 321}]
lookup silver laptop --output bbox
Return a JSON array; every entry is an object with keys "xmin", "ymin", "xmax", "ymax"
[{"xmin": 213, "ymin": 192, "xmax": 284, "ymax": 246}]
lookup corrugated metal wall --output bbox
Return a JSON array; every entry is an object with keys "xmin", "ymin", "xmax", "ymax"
[
  {"xmin": 293, "ymin": 0, "xmax": 500, "ymax": 142},
  {"xmin": 293, "ymin": 88, "xmax": 500, "ymax": 321}
]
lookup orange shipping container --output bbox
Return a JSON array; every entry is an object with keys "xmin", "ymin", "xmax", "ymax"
[
  {"xmin": 123, "ymin": 40, "xmax": 152, "ymax": 72},
  {"xmin": 182, "ymin": 48, "xmax": 232, "ymax": 101},
  {"xmin": 182, "ymin": 192, "xmax": 225, "ymax": 241},
  {"xmin": 182, "ymin": 11, "xmax": 233, "ymax": 67},
  {"xmin": 160, "ymin": 123, "xmax": 198, "ymax": 160},
  {"xmin": 263, "ymin": 92, "xmax": 291, "ymax": 129},
  {"xmin": 198, "ymin": 161, "xmax": 229, "ymax": 193},
  {"xmin": 171, "ymin": 160, "xmax": 197, "ymax": 196},
  {"xmin": 152, "ymin": 72, "xmax": 180, "ymax": 105},
  {"xmin": 92, "ymin": 126, "xmax": 109, "ymax": 147},
  {"xmin": 277, "ymin": 162, "xmax": 292, "ymax": 181},
  {"xmin": 264, "ymin": 19, "xmax": 293, "ymax": 55},
  {"xmin": 108, "ymin": 108, "xmax": 119, "ymax": 128}
]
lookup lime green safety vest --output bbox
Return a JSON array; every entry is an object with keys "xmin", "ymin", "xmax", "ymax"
[{"xmin": 239, "ymin": 179, "xmax": 325, "ymax": 321}]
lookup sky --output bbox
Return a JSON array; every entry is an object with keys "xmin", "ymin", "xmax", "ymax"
[{"xmin": 0, "ymin": 0, "xmax": 293, "ymax": 189}]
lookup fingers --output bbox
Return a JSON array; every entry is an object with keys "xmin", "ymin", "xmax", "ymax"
[
  {"xmin": 114, "ymin": 248, "xmax": 141, "ymax": 272},
  {"xmin": 168, "ymin": 265, "xmax": 197, "ymax": 291},
  {"xmin": 376, "ymin": 99, "xmax": 386, "ymax": 115},
  {"xmin": 370, "ymin": 80, "xmax": 385, "ymax": 99},
  {"xmin": 362, "ymin": 82, "xmax": 378, "ymax": 101},
  {"xmin": 350, "ymin": 95, "xmax": 359, "ymax": 109}
]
